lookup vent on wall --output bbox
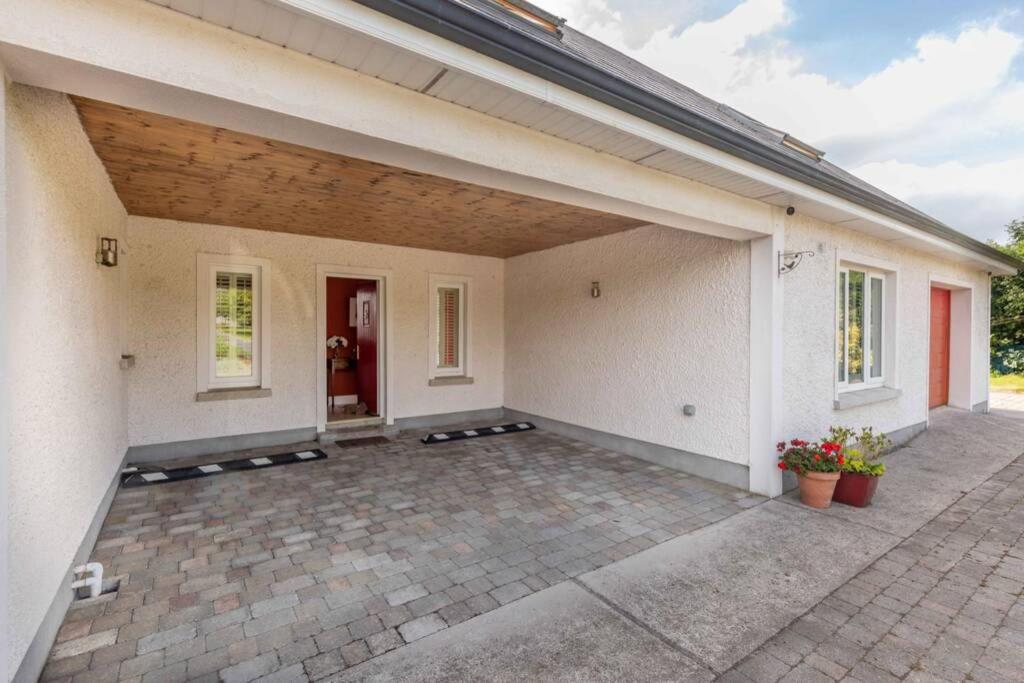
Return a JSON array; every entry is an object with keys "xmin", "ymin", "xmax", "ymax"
[{"xmin": 489, "ymin": 0, "xmax": 566, "ymax": 33}]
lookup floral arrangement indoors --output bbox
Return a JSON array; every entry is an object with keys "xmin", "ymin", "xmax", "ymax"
[{"xmin": 327, "ymin": 335, "xmax": 349, "ymax": 359}]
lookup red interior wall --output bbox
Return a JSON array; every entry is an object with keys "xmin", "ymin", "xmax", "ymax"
[{"xmin": 326, "ymin": 278, "xmax": 375, "ymax": 397}]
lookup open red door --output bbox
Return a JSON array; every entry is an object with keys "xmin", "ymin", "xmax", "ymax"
[
  {"xmin": 929, "ymin": 287, "xmax": 950, "ymax": 409},
  {"xmin": 356, "ymin": 283, "xmax": 379, "ymax": 415}
]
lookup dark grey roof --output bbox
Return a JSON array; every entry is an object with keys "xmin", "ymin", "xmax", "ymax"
[{"xmin": 354, "ymin": 0, "xmax": 1020, "ymax": 270}]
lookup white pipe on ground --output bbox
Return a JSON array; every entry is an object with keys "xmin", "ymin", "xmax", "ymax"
[{"xmin": 71, "ymin": 562, "xmax": 104, "ymax": 599}]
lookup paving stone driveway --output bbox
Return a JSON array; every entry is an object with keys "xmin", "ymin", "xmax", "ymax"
[
  {"xmin": 42, "ymin": 427, "xmax": 760, "ymax": 682},
  {"xmin": 722, "ymin": 454, "xmax": 1024, "ymax": 683}
]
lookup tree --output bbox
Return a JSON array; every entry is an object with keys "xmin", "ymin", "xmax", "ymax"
[{"xmin": 990, "ymin": 218, "xmax": 1024, "ymax": 374}]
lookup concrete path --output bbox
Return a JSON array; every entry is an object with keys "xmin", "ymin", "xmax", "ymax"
[
  {"xmin": 333, "ymin": 410, "xmax": 1024, "ymax": 682},
  {"xmin": 990, "ymin": 390, "xmax": 1024, "ymax": 418},
  {"xmin": 333, "ymin": 581, "xmax": 713, "ymax": 682},
  {"xmin": 578, "ymin": 502, "xmax": 897, "ymax": 673},
  {"xmin": 723, "ymin": 454, "xmax": 1024, "ymax": 682}
]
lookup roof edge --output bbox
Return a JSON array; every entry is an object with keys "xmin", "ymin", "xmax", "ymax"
[{"xmin": 350, "ymin": 0, "xmax": 1021, "ymax": 272}]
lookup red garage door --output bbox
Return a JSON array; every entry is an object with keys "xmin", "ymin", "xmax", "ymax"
[{"xmin": 929, "ymin": 287, "xmax": 950, "ymax": 409}]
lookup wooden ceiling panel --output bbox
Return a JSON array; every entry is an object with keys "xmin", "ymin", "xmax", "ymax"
[{"xmin": 71, "ymin": 96, "xmax": 645, "ymax": 258}]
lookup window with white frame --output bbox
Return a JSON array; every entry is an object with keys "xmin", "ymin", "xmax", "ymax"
[
  {"xmin": 836, "ymin": 265, "xmax": 887, "ymax": 390},
  {"xmin": 429, "ymin": 276, "xmax": 468, "ymax": 378},
  {"xmin": 197, "ymin": 254, "xmax": 271, "ymax": 392}
]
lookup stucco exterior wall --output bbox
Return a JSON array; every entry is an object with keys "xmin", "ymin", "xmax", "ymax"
[
  {"xmin": 5, "ymin": 85, "xmax": 128, "ymax": 676},
  {"xmin": 781, "ymin": 213, "xmax": 991, "ymax": 442},
  {"xmin": 124, "ymin": 218, "xmax": 504, "ymax": 446},
  {"xmin": 0, "ymin": 65, "xmax": 9, "ymax": 683},
  {"xmin": 504, "ymin": 225, "xmax": 751, "ymax": 465}
]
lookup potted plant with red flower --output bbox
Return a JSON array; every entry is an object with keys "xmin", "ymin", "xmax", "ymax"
[
  {"xmin": 829, "ymin": 426, "xmax": 890, "ymax": 507},
  {"xmin": 777, "ymin": 438, "xmax": 846, "ymax": 509}
]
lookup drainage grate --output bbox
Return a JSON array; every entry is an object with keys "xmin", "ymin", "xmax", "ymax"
[
  {"xmin": 335, "ymin": 436, "xmax": 392, "ymax": 448},
  {"xmin": 421, "ymin": 422, "xmax": 535, "ymax": 444},
  {"xmin": 121, "ymin": 449, "xmax": 327, "ymax": 488}
]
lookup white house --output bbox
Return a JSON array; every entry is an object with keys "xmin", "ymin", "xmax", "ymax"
[{"xmin": 1, "ymin": 0, "xmax": 1019, "ymax": 680}]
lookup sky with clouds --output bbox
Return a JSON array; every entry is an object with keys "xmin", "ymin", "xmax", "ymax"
[{"xmin": 538, "ymin": 0, "xmax": 1024, "ymax": 243}]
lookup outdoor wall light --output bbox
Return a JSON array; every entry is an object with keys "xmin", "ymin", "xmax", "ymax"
[
  {"xmin": 96, "ymin": 237, "xmax": 118, "ymax": 267},
  {"xmin": 591, "ymin": 281, "xmax": 601, "ymax": 298}
]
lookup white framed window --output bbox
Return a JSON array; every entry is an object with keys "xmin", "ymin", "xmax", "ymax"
[
  {"xmin": 197, "ymin": 254, "xmax": 271, "ymax": 392},
  {"xmin": 428, "ymin": 275, "xmax": 469, "ymax": 378},
  {"xmin": 837, "ymin": 264, "xmax": 889, "ymax": 391}
]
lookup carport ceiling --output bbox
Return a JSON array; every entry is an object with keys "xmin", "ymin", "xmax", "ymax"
[{"xmin": 72, "ymin": 97, "xmax": 646, "ymax": 258}]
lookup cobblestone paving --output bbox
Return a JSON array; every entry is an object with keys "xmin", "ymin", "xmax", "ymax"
[
  {"xmin": 41, "ymin": 428, "xmax": 761, "ymax": 682},
  {"xmin": 720, "ymin": 455, "xmax": 1024, "ymax": 683}
]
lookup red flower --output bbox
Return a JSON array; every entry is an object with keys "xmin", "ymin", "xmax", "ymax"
[
  {"xmin": 813, "ymin": 454, "xmax": 821, "ymax": 461},
  {"xmin": 778, "ymin": 461, "xmax": 787, "ymax": 470}
]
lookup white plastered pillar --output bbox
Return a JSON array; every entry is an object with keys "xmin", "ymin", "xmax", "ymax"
[
  {"xmin": 0, "ymin": 61, "xmax": 10, "ymax": 681},
  {"xmin": 748, "ymin": 208, "xmax": 784, "ymax": 497}
]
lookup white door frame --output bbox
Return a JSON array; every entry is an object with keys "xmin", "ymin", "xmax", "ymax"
[
  {"xmin": 926, "ymin": 275, "xmax": 975, "ymax": 418},
  {"xmin": 316, "ymin": 264, "xmax": 395, "ymax": 432}
]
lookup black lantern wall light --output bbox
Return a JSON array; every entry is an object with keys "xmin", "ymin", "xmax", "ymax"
[{"xmin": 96, "ymin": 237, "xmax": 118, "ymax": 267}]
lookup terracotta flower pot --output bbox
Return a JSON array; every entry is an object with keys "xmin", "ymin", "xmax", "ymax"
[
  {"xmin": 797, "ymin": 471, "xmax": 840, "ymax": 509},
  {"xmin": 833, "ymin": 472, "xmax": 881, "ymax": 508}
]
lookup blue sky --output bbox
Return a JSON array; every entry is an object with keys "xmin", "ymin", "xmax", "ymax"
[
  {"xmin": 541, "ymin": 0, "xmax": 1024, "ymax": 243},
  {"xmin": 783, "ymin": 1, "xmax": 1024, "ymax": 85}
]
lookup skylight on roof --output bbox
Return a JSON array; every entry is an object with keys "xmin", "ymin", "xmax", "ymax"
[
  {"xmin": 782, "ymin": 134, "xmax": 825, "ymax": 161},
  {"xmin": 491, "ymin": 0, "xmax": 565, "ymax": 33}
]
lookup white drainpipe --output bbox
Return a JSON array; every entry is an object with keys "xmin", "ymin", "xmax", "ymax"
[{"xmin": 71, "ymin": 562, "xmax": 104, "ymax": 599}]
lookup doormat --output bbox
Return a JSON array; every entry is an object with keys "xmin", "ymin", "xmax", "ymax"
[
  {"xmin": 421, "ymin": 422, "xmax": 535, "ymax": 444},
  {"xmin": 335, "ymin": 436, "xmax": 392, "ymax": 448},
  {"xmin": 120, "ymin": 449, "xmax": 328, "ymax": 488}
]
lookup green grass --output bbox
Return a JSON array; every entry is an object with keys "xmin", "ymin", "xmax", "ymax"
[{"xmin": 990, "ymin": 374, "xmax": 1024, "ymax": 393}]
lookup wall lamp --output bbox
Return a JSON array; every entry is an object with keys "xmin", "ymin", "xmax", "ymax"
[{"xmin": 96, "ymin": 237, "xmax": 118, "ymax": 267}]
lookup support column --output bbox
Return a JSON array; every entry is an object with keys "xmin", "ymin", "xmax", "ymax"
[
  {"xmin": 1, "ymin": 63, "xmax": 10, "ymax": 680},
  {"xmin": 748, "ymin": 210, "xmax": 784, "ymax": 497}
]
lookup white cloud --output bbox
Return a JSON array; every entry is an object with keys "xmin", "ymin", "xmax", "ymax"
[
  {"xmin": 541, "ymin": 0, "xmax": 1024, "ymax": 239},
  {"xmin": 854, "ymin": 158, "xmax": 1024, "ymax": 201},
  {"xmin": 853, "ymin": 159, "xmax": 1024, "ymax": 241}
]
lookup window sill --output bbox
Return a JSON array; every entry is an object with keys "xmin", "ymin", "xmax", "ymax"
[
  {"xmin": 428, "ymin": 376, "xmax": 474, "ymax": 387},
  {"xmin": 196, "ymin": 387, "xmax": 272, "ymax": 402},
  {"xmin": 833, "ymin": 386, "xmax": 901, "ymax": 411}
]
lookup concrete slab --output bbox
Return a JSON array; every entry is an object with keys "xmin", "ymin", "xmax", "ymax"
[
  {"xmin": 578, "ymin": 500, "xmax": 900, "ymax": 674},
  {"xmin": 781, "ymin": 409, "xmax": 1024, "ymax": 538},
  {"xmin": 329, "ymin": 582, "xmax": 713, "ymax": 682}
]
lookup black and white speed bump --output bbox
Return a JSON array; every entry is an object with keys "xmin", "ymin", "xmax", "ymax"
[
  {"xmin": 421, "ymin": 422, "xmax": 535, "ymax": 444},
  {"xmin": 120, "ymin": 449, "xmax": 327, "ymax": 488}
]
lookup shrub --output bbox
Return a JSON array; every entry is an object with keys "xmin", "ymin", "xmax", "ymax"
[
  {"xmin": 993, "ymin": 346, "xmax": 1024, "ymax": 375},
  {"xmin": 827, "ymin": 425, "xmax": 891, "ymax": 477}
]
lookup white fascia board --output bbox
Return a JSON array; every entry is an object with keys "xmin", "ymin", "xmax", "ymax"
[
  {"xmin": 0, "ymin": 0, "xmax": 771, "ymax": 241},
  {"xmin": 270, "ymin": 0, "xmax": 1013, "ymax": 274}
]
